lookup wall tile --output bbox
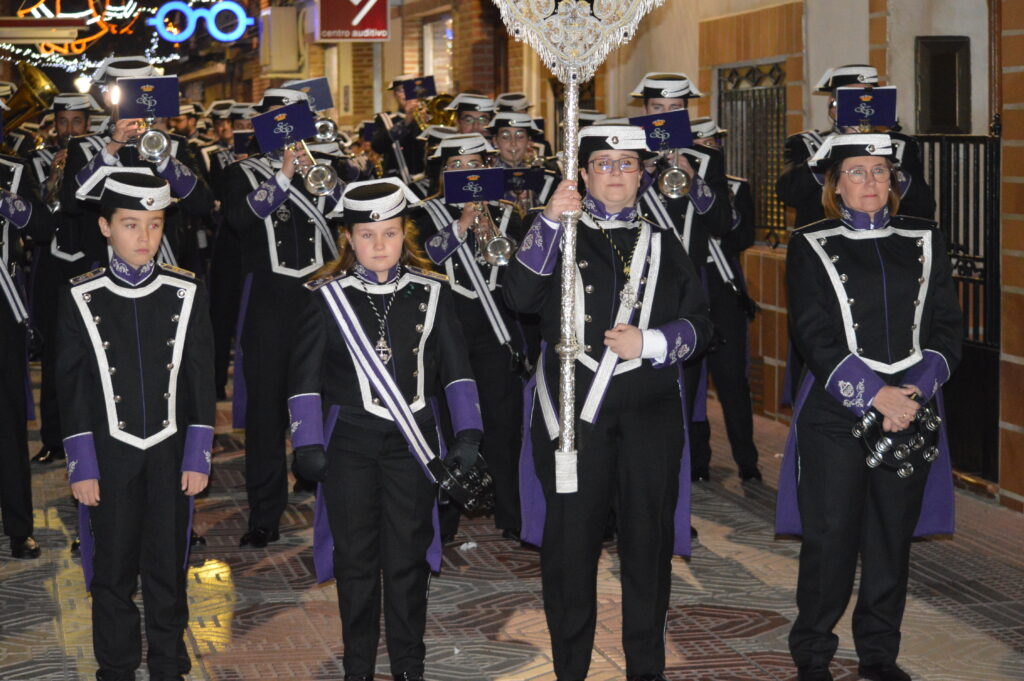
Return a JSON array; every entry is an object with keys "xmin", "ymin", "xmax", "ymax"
[
  {"xmin": 999, "ymin": 426, "xmax": 1024, "ymax": 498},
  {"xmin": 1002, "ymin": 292, "xmax": 1024, "ymax": 357}
]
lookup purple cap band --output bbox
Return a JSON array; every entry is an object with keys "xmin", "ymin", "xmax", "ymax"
[
  {"xmin": 444, "ymin": 379, "xmax": 483, "ymax": 434},
  {"xmin": 181, "ymin": 424, "xmax": 214, "ymax": 475},
  {"xmin": 64, "ymin": 432, "xmax": 100, "ymax": 483},
  {"xmin": 288, "ymin": 393, "xmax": 325, "ymax": 448}
]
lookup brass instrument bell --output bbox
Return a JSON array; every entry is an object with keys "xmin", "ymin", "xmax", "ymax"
[
  {"xmin": 656, "ymin": 153, "xmax": 691, "ymax": 199},
  {"xmin": 471, "ymin": 202, "xmax": 516, "ymax": 266}
]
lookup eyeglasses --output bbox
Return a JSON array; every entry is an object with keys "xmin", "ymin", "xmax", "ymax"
[
  {"xmin": 445, "ymin": 159, "xmax": 484, "ymax": 170},
  {"xmin": 460, "ymin": 114, "xmax": 491, "ymax": 125},
  {"xmin": 840, "ymin": 166, "xmax": 892, "ymax": 184},
  {"xmin": 588, "ymin": 157, "xmax": 642, "ymax": 174},
  {"xmin": 497, "ymin": 129, "xmax": 528, "ymax": 141}
]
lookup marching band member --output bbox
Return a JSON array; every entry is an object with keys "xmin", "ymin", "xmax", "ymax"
[
  {"xmin": 0, "ymin": 138, "xmax": 49, "ymax": 559},
  {"xmin": 487, "ymin": 111, "xmax": 559, "ymax": 209},
  {"xmin": 630, "ymin": 72, "xmax": 732, "ymax": 482},
  {"xmin": 27, "ymin": 92, "xmax": 102, "ymax": 465},
  {"xmin": 775, "ymin": 133, "xmax": 960, "ymax": 681},
  {"xmin": 221, "ymin": 87, "xmax": 346, "ymax": 547},
  {"xmin": 288, "ymin": 178, "xmax": 483, "ymax": 681},
  {"xmin": 446, "ymin": 93, "xmax": 495, "ymax": 135},
  {"xmin": 776, "ymin": 64, "xmax": 935, "ymax": 230},
  {"xmin": 371, "ymin": 75, "xmax": 427, "ymax": 185},
  {"xmin": 60, "ymin": 57, "xmax": 215, "ymax": 271},
  {"xmin": 197, "ymin": 99, "xmax": 237, "ymax": 182},
  {"xmin": 56, "ymin": 170, "xmax": 214, "ymax": 681},
  {"xmin": 412, "ymin": 133, "xmax": 527, "ymax": 540},
  {"xmin": 504, "ymin": 125, "xmax": 713, "ymax": 681},
  {"xmin": 685, "ymin": 116, "xmax": 763, "ymax": 481}
]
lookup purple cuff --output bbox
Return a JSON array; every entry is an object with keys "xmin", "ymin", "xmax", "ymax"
[
  {"xmin": 652, "ymin": 319, "xmax": 698, "ymax": 368},
  {"xmin": 181, "ymin": 425, "xmax": 214, "ymax": 475},
  {"xmin": 825, "ymin": 354, "xmax": 888, "ymax": 417},
  {"xmin": 64, "ymin": 432, "xmax": 100, "ymax": 483},
  {"xmin": 75, "ymin": 151, "xmax": 112, "ymax": 188},
  {"xmin": 444, "ymin": 379, "xmax": 484, "ymax": 434},
  {"xmin": 0, "ymin": 188, "xmax": 32, "ymax": 229},
  {"xmin": 425, "ymin": 220, "xmax": 462, "ymax": 264},
  {"xmin": 157, "ymin": 157, "xmax": 198, "ymax": 198},
  {"xmin": 288, "ymin": 393, "xmax": 325, "ymax": 448},
  {"xmin": 515, "ymin": 214, "xmax": 562, "ymax": 275},
  {"xmin": 688, "ymin": 175, "xmax": 716, "ymax": 214},
  {"xmin": 900, "ymin": 349, "xmax": 950, "ymax": 402},
  {"xmin": 246, "ymin": 176, "xmax": 288, "ymax": 219}
]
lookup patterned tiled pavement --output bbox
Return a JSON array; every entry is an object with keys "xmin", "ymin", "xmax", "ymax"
[{"xmin": 3, "ymin": 376, "xmax": 1024, "ymax": 681}]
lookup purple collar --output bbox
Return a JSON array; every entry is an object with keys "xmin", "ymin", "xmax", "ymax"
[
  {"xmin": 353, "ymin": 262, "xmax": 401, "ymax": 285},
  {"xmin": 583, "ymin": 192, "xmax": 637, "ymax": 222},
  {"xmin": 108, "ymin": 255, "xmax": 155, "ymax": 287},
  {"xmin": 839, "ymin": 203, "xmax": 890, "ymax": 231}
]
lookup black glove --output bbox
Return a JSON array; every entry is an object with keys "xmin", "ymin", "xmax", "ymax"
[
  {"xmin": 293, "ymin": 445, "xmax": 328, "ymax": 483},
  {"xmin": 447, "ymin": 430, "xmax": 482, "ymax": 471}
]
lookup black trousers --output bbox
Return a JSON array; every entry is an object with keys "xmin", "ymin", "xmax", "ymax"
[
  {"xmin": 209, "ymin": 225, "xmax": 242, "ymax": 394},
  {"xmin": 89, "ymin": 443, "xmax": 190, "ymax": 680},
  {"xmin": 531, "ymin": 394, "xmax": 684, "ymax": 680},
  {"xmin": 322, "ymin": 420, "xmax": 437, "ymax": 678},
  {"xmin": 0, "ymin": 314, "xmax": 32, "ymax": 539},
  {"xmin": 789, "ymin": 392, "xmax": 930, "ymax": 668},
  {"xmin": 32, "ymin": 244, "xmax": 91, "ymax": 450},
  {"xmin": 689, "ymin": 272, "xmax": 759, "ymax": 474},
  {"xmin": 240, "ymin": 274, "xmax": 306, "ymax": 532}
]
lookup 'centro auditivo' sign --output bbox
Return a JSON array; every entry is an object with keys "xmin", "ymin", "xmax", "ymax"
[{"xmin": 147, "ymin": 1, "xmax": 255, "ymax": 43}]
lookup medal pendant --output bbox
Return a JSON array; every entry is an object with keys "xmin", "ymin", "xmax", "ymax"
[
  {"xmin": 619, "ymin": 284, "xmax": 638, "ymax": 309},
  {"xmin": 375, "ymin": 336, "xmax": 393, "ymax": 364},
  {"xmin": 623, "ymin": 265, "xmax": 631, "ymax": 276}
]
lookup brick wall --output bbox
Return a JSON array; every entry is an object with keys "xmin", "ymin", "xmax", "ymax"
[
  {"xmin": 351, "ymin": 43, "xmax": 377, "ymax": 123},
  {"xmin": 999, "ymin": 0, "xmax": 1024, "ymax": 511},
  {"xmin": 868, "ymin": 0, "xmax": 888, "ymax": 83},
  {"xmin": 697, "ymin": 1, "xmax": 804, "ymax": 423}
]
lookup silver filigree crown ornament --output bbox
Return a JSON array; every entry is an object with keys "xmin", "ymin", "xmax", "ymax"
[{"xmin": 491, "ymin": 0, "xmax": 666, "ymax": 83}]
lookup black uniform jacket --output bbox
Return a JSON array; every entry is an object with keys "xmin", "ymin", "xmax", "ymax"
[
  {"xmin": 786, "ymin": 213, "xmax": 962, "ymax": 422},
  {"xmin": 288, "ymin": 267, "xmax": 479, "ymax": 434}
]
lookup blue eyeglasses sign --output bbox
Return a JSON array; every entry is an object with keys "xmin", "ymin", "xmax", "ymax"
[{"xmin": 147, "ymin": 1, "xmax": 256, "ymax": 43}]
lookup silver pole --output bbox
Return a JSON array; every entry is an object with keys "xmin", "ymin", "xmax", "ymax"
[{"xmin": 554, "ymin": 69, "xmax": 580, "ymax": 494}]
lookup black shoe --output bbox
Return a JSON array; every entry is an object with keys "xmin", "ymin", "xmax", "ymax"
[
  {"xmin": 501, "ymin": 528, "xmax": 521, "ymax": 542},
  {"xmin": 393, "ymin": 674, "xmax": 425, "ymax": 681},
  {"xmin": 858, "ymin": 662, "xmax": 911, "ymax": 681},
  {"xmin": 690, "ymin": 525, "xmax": 698, "ymax": 539},
  {"xmin": 10, "ymin": 536, "xmax": 41, "ymax": 559},
  {"xmin": 344, "ymin": 675, "xmax": 373, "ymax": 681},
  {"xmin": 32, "ymin": 446, "xmax": 66, "ymax": 464},
  {"xmin": 627, "ymin": 675, "xmax": 668, "ymax": 681},
  {"xmin": 70, "ymin": 536, "xmax": 81, "ymax": 552},
  {"xmin": 797, "ymin": 664, "xmax": 833, "ymax": 681},
  {"xmin": 190, "ymin": 531, "xmax": 207, "ymax": 546},
  {"xmin": 691, "ymin": 469, "xmax": 710, "ymax": 482},
  {"xmin": 739, "ymin": 466, "xmax": 763, "ymax": 481},
  {"xmin": 239, "ymin": 528, "xmax": 279, "ymax": 548}
]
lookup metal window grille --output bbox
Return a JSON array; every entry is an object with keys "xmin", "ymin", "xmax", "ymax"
[
  {"xmin": 918, "ymin": 127, "xmax": 1001, "ymax": 347},
  {"xmin": 717, "ymin": 64, "xmax": 788, "ymax": 247}
]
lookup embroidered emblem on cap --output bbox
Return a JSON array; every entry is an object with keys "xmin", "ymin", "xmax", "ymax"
[
  {"xmin": 610, "ymin": 136, "xmax": 619, "ymax": 144},
  {"xmin": 866, "ymin": 144, "xmax": 875, "ymax": 152},
  {"xmin": 370, "ymin": 211, "xmax": 380, "ymax": 220},
  {"xmin": 146, "ymin": 198, "xmax": 155, "ymax": 206}
]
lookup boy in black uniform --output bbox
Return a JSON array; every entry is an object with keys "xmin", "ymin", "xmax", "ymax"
[
  {"xmin": 56, "ymin": 170, "xmax": 215, "ymax": 681},
  {"xmin": 371, "ymin": 75, "xmax": 427, "ymax": 185}
]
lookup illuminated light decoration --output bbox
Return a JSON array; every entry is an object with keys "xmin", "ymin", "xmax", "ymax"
[
  {"xmin": 16, "ymin": 0, "xmax": 144, "ymax": 55},
  {"xmin": 146, "ymin": 1, "xmax": 254, "ymax": 43}
]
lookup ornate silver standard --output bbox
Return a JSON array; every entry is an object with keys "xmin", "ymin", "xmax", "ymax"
[{"xmin": 491, "ymin": 0, "xmax": 665, "ymax": 493}]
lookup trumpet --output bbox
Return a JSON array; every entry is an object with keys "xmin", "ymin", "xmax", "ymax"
[
  {"xmin": 471, "ymin": 202, "xmax": 516, "ymax": 267},
  {"xmin": 314, "ymin": 117, "xmax": 338, "ymax": 143},
  {"xmin": 288, "ymin": 139, "xmax": 339, "ymax": 196},
  {"xmin": 44, "ymin": 139, "xmax": 68, "ymax": 212},
  {"xmin": 656, "ymin": 152, "xmax": 691, "ymax": 199},
  {"xmin": 135, "ymin": 118, "xmax": 172, "ymax": 163}
]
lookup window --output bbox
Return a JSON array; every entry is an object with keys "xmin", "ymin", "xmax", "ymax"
[
  {"xmin": 422, "ymin": 14, "xmax": 453, "ymax": 93},
  {"xmin": 916, "ymin": 36, "xmax": 971, "ymax": 134}
]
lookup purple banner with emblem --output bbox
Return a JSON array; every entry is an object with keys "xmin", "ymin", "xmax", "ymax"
[
  {"xmin": 504, "ymin": 167, "xmax": 545, "ymax": 193},
  {"xmin": 402, "ymin": 75, "xmax": 436, "ymax": 101},
  {"xmin": 283, "ymin": 77, "xmax": 335, "ymax": 112},
  {"xmin": 836, "ymin": 86, "xmax": 897, "ymax": 129},
  {"xmin": 116, "ymin": 76, "xmax": 180, "ymax": 119},
  {"xmin": 628, "ymin": 109, "xmax": 693, "ymax": 152},
  {"xmin": 252, "ymin": 102, "xmax": 317, "ymax": 153},
  {"xmin": 443, "ymin": 168, "xmax": 505, "ymax": 204}
]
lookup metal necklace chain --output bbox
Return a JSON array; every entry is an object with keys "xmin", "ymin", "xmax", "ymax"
[
  {"xmin": 361, "ymin": 265, "xmax": 401, "ymax": 363},
  {"xmin": 598, "ymin": 223, "xmax": 640, "ymax": 276}
]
